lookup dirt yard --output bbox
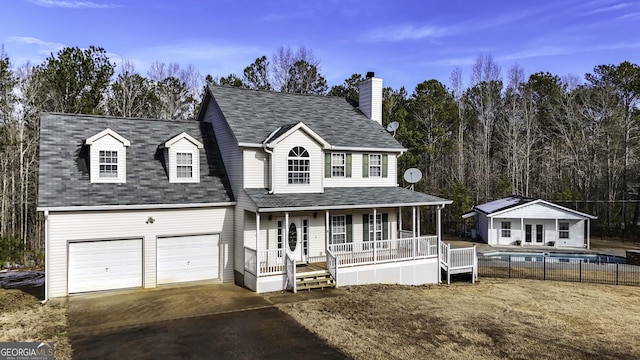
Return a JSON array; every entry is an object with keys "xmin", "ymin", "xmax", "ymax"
[
  {"xmin": 0, "ymin": 289, "xmax": 72, "ymax": 360},
  {"xmin": 278, "ymin": 279, "xmax": 640, "ymax": 360}
]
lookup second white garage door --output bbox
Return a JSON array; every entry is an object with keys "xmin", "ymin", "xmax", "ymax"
[{"xmin": 157, "ymin": 234, "xmax": 220, "ymax": 285}]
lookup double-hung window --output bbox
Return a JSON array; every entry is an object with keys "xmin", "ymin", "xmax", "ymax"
[
  {"xmin": 501, "ymin": 222, "xmax": 511, "ymax": 238},
  {"xmin": 331, "ymin": 215, "xmax": 347, "ymax": 244},
  {"xmin": 288, "ymin": 146, "xmax": 310, "ymax": 184},
  {"xmin": 369, "ymin": 154, "xmax": 382, "ymax": 177},
  {"xmin": 176, "ymin": 152, "xmax": 193, "ymax": 178},
  {"xmin": 331, "ymin": 153, "xmax": 345, "ymax": 177},
  {"xmin": 559, "ymin": 222, "xmax": 569, "ymax": 239},
  {"xmin": 99, "ymin": 150, "xmax": 118, "ymax": 178}
]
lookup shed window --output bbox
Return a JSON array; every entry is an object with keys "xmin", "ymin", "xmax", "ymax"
[
  {"xmin": 559, "ymin": 222, "xmax": 569, "ymax": 239},
  {"xmin": 501, "ymin": 222, "xmax": 511, "ymax": 238}
]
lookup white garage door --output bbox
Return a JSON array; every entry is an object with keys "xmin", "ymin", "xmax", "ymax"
[
  {"xmin": 157, "ymin": 234, "xmax": 219, "ymax": 285},
  {"xmin": 68, "ymin": 239, "xmax": 143, "ymax": 294}
]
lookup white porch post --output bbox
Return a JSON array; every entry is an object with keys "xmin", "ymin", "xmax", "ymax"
[
  {"xmin": 437, "ymin": 205, "xmax": 443, "ymax": 284},
  {"xmin": 587, "ymin": 219, "xmax": 591, "ymax": 249},
  {"xmin": 520, "ymin": 217, "xmax": 524, "ymax": 246},
  {"xmin": 417, "ymin": 207, "xmax": 421, "ymax": 237},
  {"xmin": 255, "ymin": 212, "xmax": 260, "ymax": 276},
  {"xmin": 555, "ymin": 218, "xmax": 559, "ymax": 247},
  {"xmin": 399, "ymin": 207, "xmax": 403, "ymax": 239},
  {"xmin": 436, "ymin": 205, "xmax": 442, "ymax": 244},
  {"xmin": 373, "ymin": 208, "xmax": 377, "ymax": 263},
  {"xmin": 490, "ymin": 217, "xmax": 494, "ymax": 245},
  {"xmin": 412, "ymin": 206, "xmax": 416, "ymax": 238},
  {"xmin": 325, "ymin": 210, "xmax": 330, "ymax": 252}
]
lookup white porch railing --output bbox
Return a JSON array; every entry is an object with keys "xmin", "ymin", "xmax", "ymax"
[
  {"xmin": 328, "ymin": 236, "xmax": 438, "ymax": 267},
  {"xmin": 440, "ymin": 242, "xmax": 477, "ymax": 284},
  {"xmin": 245, "ymin": 247, "xmax": 285, "ymax": 276},
  {"xmin": 285, "ymin": 252, "xmax": 296, "ymax": 293},
  {"xmin": 327, "ymin": 249, "xmax": 338, "ymax": 284},
  {"xmin": 244, "ymin": 247, "xmax": 257, "ymax": 276}
]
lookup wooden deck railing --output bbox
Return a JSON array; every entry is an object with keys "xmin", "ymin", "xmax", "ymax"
[
  {"xmin": 328, "ymin": 236, "xmax": 438, "ymax": 267},
  {"xmin": 327, "ymin": 249, "xmax": 338, "ymax": 285},
  {"xmin": 285, "ymin": 252, "xmax": 296, "ymax": 293}
]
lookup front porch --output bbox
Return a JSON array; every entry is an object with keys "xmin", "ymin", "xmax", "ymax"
[{"xmin": 244, "ymin": 234, "xmax": 477, "ymax": 292}]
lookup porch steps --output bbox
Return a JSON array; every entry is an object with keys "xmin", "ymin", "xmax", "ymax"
[{"xmin": 295, "ymin": 270, "xmax": 335, "ymax": 291}]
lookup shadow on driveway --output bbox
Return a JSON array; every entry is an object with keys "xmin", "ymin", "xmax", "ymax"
[{"xmin": 68, "ymin": 283, "xmax": 347, "ymax": 359}]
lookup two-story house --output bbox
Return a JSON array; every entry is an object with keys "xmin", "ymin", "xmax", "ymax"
[{"xmin": 38, "ymin": 74, "xmax": 462, "ymax": 300}]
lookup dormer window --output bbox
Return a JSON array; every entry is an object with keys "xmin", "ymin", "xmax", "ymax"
[
  {"xmin": 161, "ymin": 132, "xmax": 203, "ymax": 183},
  {"xmin": 288, "ymin": 146, "xmax": 310, "ymax": 184},
  {"xmin": 86, "ymin": 128, "xmax": 130, "ymax": 183}
]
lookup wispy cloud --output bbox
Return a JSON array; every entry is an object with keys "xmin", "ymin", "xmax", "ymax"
[
  {"xmin": 582, "ymin": 2, "xmax": 631, "ymax": 15},
  {"xmin": 363, "ymin": 24, "xmax": 449, "ymax": 42},
  {"xmin": 7, "ymin": 36, "xmax": 66, "ymax": 54},
  {"xmin": 27, "ymin": 0, "xmax": 120, "ymax": 9}
]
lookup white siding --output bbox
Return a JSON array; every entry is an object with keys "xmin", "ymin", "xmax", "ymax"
[
  {"xmin": 497, "ymin": 203, "xmax": 586, "ymax": 220},
  {"xmin": 89, "ymin": 135, "xmax": 127, "ymax": 183},
  {"xmin": 243, "ymin": 149, "xmax": 268, "ymax": 188},
  {"xmin": 272, "ymin": 130, "xmax": 323, "ymax": 193},
  {"xmin": 47, "ymin": 207, "xmax": 233, "ymax": 298},
  {"xmin": 324, "ymin": 152, "xmax": 398, "ymax": 188}
]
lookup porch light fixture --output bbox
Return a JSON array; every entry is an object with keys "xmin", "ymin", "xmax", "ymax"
[
  {"xmin": 313, "ymin": 212, "xmax": 317, "ymax": 218},
  {"xmin": 268, "ymin": 215, "xmax": 273, "ymax": 221},
  {"xmin": 146, "ymin": 216, "xmax": 155, "ymax": 224}
]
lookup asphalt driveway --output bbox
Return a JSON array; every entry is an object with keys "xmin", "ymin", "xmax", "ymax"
[{"xmin": 67, "ymin": 283, "xmax": 347, "ymax": 359}]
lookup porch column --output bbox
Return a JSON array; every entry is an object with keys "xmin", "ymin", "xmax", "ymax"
[
  {"xmin": 399, "ymin": 206, "xmax": 403, "ymax": 239},
  {"xmin": 373, "ymin": 208, "xmax": 377, "ymax": 263},
  {"xmin": 255, "ymin": 212, "xmax": 260, "ymax": 276},
  {"xmin": 417, "ymin": 207, "xmax": 421, "ymax": 237},
  {"xmin": 325, "ymin": 210, "xmax": 330, "ymax": 253},
  {"xmin": 412, "ymin": 206, "xmax": 416, "ymax": 238},
  {"xmin": 520, "ymin": 217, "xmax": 524, "ymax": 246},
  {"xmin": 284, "ymin": 212, "xmax": 289, "ymax": 255},
  {"xmin": 436, "ymin": 205, "xmax": 442, "ymax": 244},
  {"xmin": 490, "ymin": 217, "xmax": 494, "ymax": 245},
  {"xmin": 586, "ymin": 219, "xmax": 591, "ymax": 249},
  {"xmin": 555, "ymin": 218, "xmax": 559, "ymax": 246}
]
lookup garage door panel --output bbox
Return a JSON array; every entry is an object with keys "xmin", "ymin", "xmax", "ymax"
[
  {"xmin": 157, "ymin": 235, "xmax": 219, "ymax": 285},
  {"xmin": 68, "ymin": 239, "xmax": 143, "ymax": 294}
]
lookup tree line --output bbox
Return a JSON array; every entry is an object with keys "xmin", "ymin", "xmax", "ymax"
[{"xmin": 0, "ymin": 44, "xmax": 638, "ymax": 263}]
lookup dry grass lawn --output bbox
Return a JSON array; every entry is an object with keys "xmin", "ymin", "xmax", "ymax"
[
  {"xmin": 0, "ymin": 289, "xmax": 72, "ymax": 360},
  {"xmin": 278, "ymin": 279, "xmax": 640, "ymax": 360}
]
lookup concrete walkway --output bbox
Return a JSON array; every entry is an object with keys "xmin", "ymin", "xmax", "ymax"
[{"xmin": 68, "ymin": 283, "xmax": 347, "ymax": 359}]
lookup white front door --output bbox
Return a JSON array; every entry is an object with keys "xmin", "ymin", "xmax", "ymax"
[{"xmin": 286, "ymin": 217, "xmax": 308, "ymax": 262}]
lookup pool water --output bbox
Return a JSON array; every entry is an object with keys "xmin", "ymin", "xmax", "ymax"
[{"xmin": 481, "ymin": 251, "xmax": 625, "ymax": 264}]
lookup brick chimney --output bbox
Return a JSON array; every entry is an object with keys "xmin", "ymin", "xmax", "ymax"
[{"xmin": 358, "ymin": 72, "xmax": 383, "ymax": 126}]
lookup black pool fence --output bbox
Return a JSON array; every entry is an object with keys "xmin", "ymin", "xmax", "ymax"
[{"xmin": 478, "ymin": 255, "xmax": 640, "ymax": 286}]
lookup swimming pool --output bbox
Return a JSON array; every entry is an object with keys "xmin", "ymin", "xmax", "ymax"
[{"xmin": 481, "ymin": 251, "xmax": 625, "ymax": 264}]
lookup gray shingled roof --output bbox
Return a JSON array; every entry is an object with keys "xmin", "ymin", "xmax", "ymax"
[
  {"xmin": 245, "ymin": 187, "xmax": 451, "ymax": 211},
  {"xmin": 38, "ymin": 113, "xmax": 234, "ymax": 208},
  {"xmin": 204, "ymin": 85, "xmax": 404, "ymax": 149}
]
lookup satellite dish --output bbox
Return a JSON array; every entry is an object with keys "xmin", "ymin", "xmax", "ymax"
[
  {"xmin": 404, "ymin": 168, "xmax": 422, "ymax": 184},
  {"xmin": 386, "ymin": 121, "xmax": 399, "ymax": 136}
]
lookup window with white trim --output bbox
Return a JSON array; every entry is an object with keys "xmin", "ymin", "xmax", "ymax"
[
  {"xmin": 331, "ymin": 215, "xmax": 347, "ymax": 244},
  {"xmin": 369, "ymin": 154, "xmax": 382, "ymax": 177},
  {"xmin": 368, "ymin": 214, "xmax": 383, "ymax": 241},
  {"xmin": 99, "ymin": 150, "xmax": 118, "ymax": 178},
  {"xmin": 176, "ymin": 152, "xmax": 193, "ymax": 178},
  {"xmin": 501, "ymin": 222, "xmax": 511, "ymax": 238},
  {"xmin": 277, "ymin": 220, "xmax": 283, "ymax": 251},
  {"xmin": 288, "ymin": 146, "xmax": 310, "ymax": 184},
  {"xmin": 559, "ymin": 222, "xmax": 569, "ymax": 239},
  {"xmin": 331, "ymin": 153, "xmax": 345, "ymax": 177}
]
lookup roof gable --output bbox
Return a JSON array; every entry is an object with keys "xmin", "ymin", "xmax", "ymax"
[
  {"xmin": 85, "ymin": 128, "xmax": 130, "ymax": 146},
  {"xmin": 162, "ymin": 132, "xmax": 204, "ymax": 149},
  {"xmin": 265, "ymin": 122, "xmax": 330, "ymax": 149},
  {"xmin": 201, "ymin": 85, "xmax": 405, "ymax": 151}
]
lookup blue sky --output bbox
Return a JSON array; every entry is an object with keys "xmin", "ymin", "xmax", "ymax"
[{"xmin": 1, "ymin": 0, "xmax": 639, "ymax": 91}]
